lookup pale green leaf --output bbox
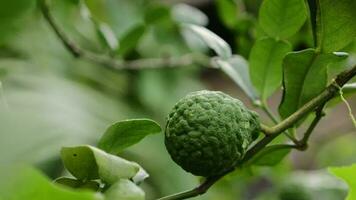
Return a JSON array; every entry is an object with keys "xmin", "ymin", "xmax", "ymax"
[
  {"xmin": 317, "ymin": 0, "xmax": 356, "ymax": 52},
  {"xmin": 329, "ymin": 164, "xmax": 356, "ymax": 200},
  {"xmin": 0, "ymin": 166, "xmax": 102, "ymax": 200},
  {"xmin": 172, "ymin": 4, "xmax": 208, "ymax": 26},
  {"xmin": 182, "ymin": 24, "xmax": 232, "ymax": 59},
  {"xmin": 97, "ymin": 119, "xmax": 161, "ymax": 154},
  {"xmin": 248, "ymin": 145, "xmax": 291, "ymax": 166},
  {"xmin": 279, "ymin": 49, "xmax": 348, "ymax": 119},
  {"xmin": 105, "ymin": 179, "xmax": 144, "ymax": 200},
  {"xmin": 249, "ymin": 37, "xmax": 291, "ymax": 101},
  {"xmin": 96, "ymin": 22, "xmax": 119, "ymax": 51},
  {"xmin": 259, "ymin": 0, "xmax": 307, "ymax": 38},
  {"xmin": 213, "ymin": 55, "xmax": 258, "ymax": 101},
  {"xmin": 61, "ymin": 145, "xmax": 140, "ymax": 184}
]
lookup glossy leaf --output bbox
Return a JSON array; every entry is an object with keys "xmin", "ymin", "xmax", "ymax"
[
  {"xmin": 329, "ymin": 164, "xmax": 356, "ymax": 200},
  {"xmin": 98, "ymin": 119, "xmax": 161, "ymax": 154},
  {"xmin": 117, "ymin": 24, "xmax": 146, "ymax": 57},
  {"xmin": 317, "ymin": 0, "xmax": 356, "ymax": 52},
  {"xmin": 105, "ymin": 179, "xmax": 145, "ymax": 200},
  {"xmin": 212, "ymin": 55, "xmax": 259, "ymax": 102},
  {"xmin": 248, "ymin": 145, "xmax": 292, "ymax": 166},
  {"xmin": 249, "ymin": 38, "xmax": 291, "ymax": 101},
  {"xmin": 172, "ymin": 4, "xmax": 208, "ymax": 26},
  {"xmin": 0, "ymin": 166, "xmax": 102, "ymax": 200},
  {"xmin": 61, "ymin": 145, "xmax": 141, "ymax": 184},
  {"xmin": 279, "ymin": 49, "xmax": 348, "ymax": 119},
  {"xmin": 182, "ymin": 24, "xmax": 232, "ymax": 59},
  {"xmin": 343, "ymin": 83, "xmax": 356, "ymax": 94},
  {"xmin": 259, "ymin": 0, "xmax": 307, "ymax": 38}
]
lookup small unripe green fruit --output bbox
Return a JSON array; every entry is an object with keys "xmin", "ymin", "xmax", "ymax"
[{"xmin": 164, "ymin": 90, "xmax": 260, "ymax": 177}]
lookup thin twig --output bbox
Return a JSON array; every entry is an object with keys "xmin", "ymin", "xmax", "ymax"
[
  {"xmin": 261, "ymin": 103, "xmax": 280, "ymax": 124},
  {"xmin": 39, "ymin": 0, "xmax": 211, "ymax": 71},
  {"xmin": 156, "ymin": 175, "xmax": 224, "ymax": 200},
  {"xmin": 260, "ymin": 103, "xmax": 299, "ymax": 143},
  {"xmin": 299, "ymin": 105, "xmax": 325, "ymax": 147}
]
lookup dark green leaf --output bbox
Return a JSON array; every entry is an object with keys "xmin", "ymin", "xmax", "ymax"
[
  {"xmin": 0, "ymin": 0, "xmax": 35, "ymax": 45},
  {"xmin": 117, "ymin": 24, "xmax": 146, "ymax": 57},
  {"xmin": 343, "ymin": 83, "xmax": 356, "ymax": 94},
  {"xmin": 98, "ymin": 119, "xmax": 161, "ymax": 154},
  {"xmin": 182, "ymin": 24, "xmax": 232, "ymax": 59},
  {"xmin": 317, "ymin": 0, "xmax": 356, "ymax": 52},
  {"xmin": 259, "ymin": 0, "xmax": 307, "ymax": 38},
  {"xmin": 213, "ymin": 55, "xmax": 259, "ymax": 102},
  {"xmin": 144, "ymin": 4, "xmax": 170, "ymax": 24},
  {"xmin": 279, "ymin": 49, "xmax": 348, "ymax": 119},
  {"xmin": 104, "ymin": 179, "xmax": 145, "ymax": 200},
  {"xmin": 0, "ymin": 166, "xmax": 102, "ymax": 200},
  {"xmin": 248, "ymin": 145, "xmax": 292, "ymax": 166},
  {"xmin": 54, "ymin": 177, "xmax": 100, "ymax": 191},
  {"xmin": 329, "ymin": 164, "xmax": 356, "ymax": 200},
  {"xmin": 215, "ymin": 0, "xmax": 238, "ymax": 28},
  {"xmin": 172, "ymin": 4, "xmax": 208, "ymax": 26},
  {"xmin": 249, "ymin": 38, "xmax": 291, "ymax": 101},
  {"xmin": 61, "ymin": 145, "xmax": 141, "ymax": 184}
]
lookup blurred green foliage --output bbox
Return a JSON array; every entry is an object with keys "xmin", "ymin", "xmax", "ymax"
[{"xmin": 0, "ymin": 0, "xmax": 355, "ymax": 199}]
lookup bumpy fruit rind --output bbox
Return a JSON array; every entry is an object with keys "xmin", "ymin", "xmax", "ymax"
[{"xmin": 165, "ymin": 90, "xmax": 260, "ymax": 177}]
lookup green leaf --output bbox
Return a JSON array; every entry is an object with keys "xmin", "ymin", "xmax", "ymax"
[
  {"xmin": 182, "ymin": 24, "xmax": 232, "ymax": 59},
  {"xmin": 249, "ymin": 38, "xmax": 291, "ymax": 101},
  {"xmin": 215, "ymin": 0, "xmax": 238, "ymax": 28},
  {"xmin": 117, "ymin": 24, "xmax": 146, "ymax": 57},
  {"xmin": 172, "ymin": 3, "xmax": 208, "ymax": 26},
  {"xmin": 212, "ymin": 55, "xmax": 259, "ymax": 102},
  {"xmin": 248, "ymin": 145, "xmax": 292, "ymax": 166},
  {"xmin": 0, "ymin": 166, "xmax": 102, "ymax": 200},
  {"xmin": 104, "ymin": 179, "xmax": 145, "ymax": 200},
  {"xmin": 61, "ymin": 145, "xmax": 141, "ymax": 184},
  {"xmin": 0, "ymin": 0, "xmax": 35, "ymax": 45},
  {"xmin": 259, "ymin": 0, "xmax": 307, "ymax": 38},
  {"xmin": 98, "ymin": 119, "xmax": 161, "ymax": 154},
  {"xmin": 279, "ymin": 49, "xmax": 348, "ymax": 119},
  {"xmin": 54, "ymin": 177, "xmax": 100, "ymax": 191},
  {"xmin": 144, "ymin": 4, "xmax": 170, "ymax": 24},
  {"xmin": 317, "ymin": 0, "xmax": 356, "ymax": 52},
  {"xmin": 96, "ymin": 22, "xmax": 119, "ymax": 51},
  {"xmin": 329, "ymin": 164, "xmax": 356, "ymax": 200},
  {"xmin": 343, "ymin": 83, "xmax": 356, "ymax": 94}
]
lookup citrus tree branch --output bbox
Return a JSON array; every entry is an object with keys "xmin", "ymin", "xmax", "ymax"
[
  {"xmin": 156, "ymin": 175, "xmax": 224, "ymax": 200},
  {"xmin": 157, "ymin": 64, "xmax": 356, "ymax": 200},
  {"xmin": 39, "ymin": 0, "xmax": 211, "ymax": 71}
]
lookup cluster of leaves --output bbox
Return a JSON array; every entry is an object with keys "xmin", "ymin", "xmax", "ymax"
[{"xmin": 0, "ymin": 119, "xmax": 161, "ymax": 200}]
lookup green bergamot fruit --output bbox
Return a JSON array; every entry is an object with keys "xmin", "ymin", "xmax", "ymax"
[{"xmin": 164, "ymin": 90, "xmax": 260, "ymax": 177}]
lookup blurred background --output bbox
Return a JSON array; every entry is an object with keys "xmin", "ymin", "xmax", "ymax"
[{"xmin": 0, "ymin": 0, "xmax": 355, "ymax": 199}]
